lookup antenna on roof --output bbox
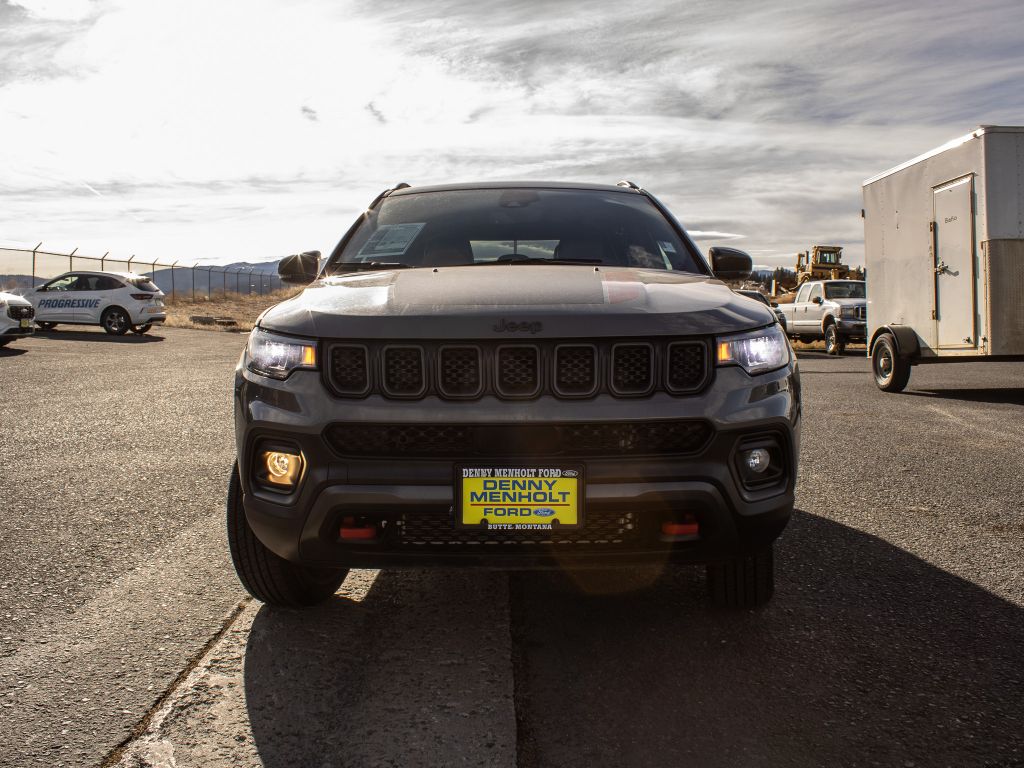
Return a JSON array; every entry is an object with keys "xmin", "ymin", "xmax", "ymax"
[{"xmin": 616, "ymin": 180, "xmax": 642, "ymax": 191}]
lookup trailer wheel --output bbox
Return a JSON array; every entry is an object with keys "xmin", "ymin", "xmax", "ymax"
[
  {"xmin": 824, "ymin": 323, "xmax": 845, "ymax": 355},
  {"xmin": 872, "ymin": 333, "xmax": 911, "ymax": 392}
]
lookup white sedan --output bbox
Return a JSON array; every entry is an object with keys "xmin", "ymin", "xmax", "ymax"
[
  {"xmin": 30, "ymin": 271, "xmax": 167, "ymax": 335},
  {"xmin": 0, "ymin": 290, "xmax": 35, "ymax": 347}
]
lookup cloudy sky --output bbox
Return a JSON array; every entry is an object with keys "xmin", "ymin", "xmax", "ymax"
[{"xmin": 1, "ymin": 0, "xmax": 1023, "ymax": 268}]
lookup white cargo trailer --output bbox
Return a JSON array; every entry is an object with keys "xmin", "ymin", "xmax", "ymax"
[{"xmin": 862, "ymin": 125, "xmax": 1024, "ymax": 391}]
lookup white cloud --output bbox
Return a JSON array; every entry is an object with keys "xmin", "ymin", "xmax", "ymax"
[
  {"xmin": 9, "ymin": 0, "xmax": 91, "ymax": 20},
  {"xmin": 0, "ymin": 0, "xmax": 1022, "ymax": 266}
]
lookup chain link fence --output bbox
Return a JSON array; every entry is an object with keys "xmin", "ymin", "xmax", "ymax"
[{"xmin": 0, "ymin": 244, "xmax": 283, "ymax": 299}]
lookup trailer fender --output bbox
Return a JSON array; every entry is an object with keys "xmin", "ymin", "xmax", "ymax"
[{"xmin": 870, "ymin": 325, "xmax": 920, "ymax": 361}]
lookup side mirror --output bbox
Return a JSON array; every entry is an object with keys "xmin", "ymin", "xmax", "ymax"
[
  {"xmin": 278, "ymin": 250, "xmax": 321, "ymax": 285},
  {"xmin": 708, "ymin": 246, "xmax": 752, "ymax": 281},
  {"xmin": 812, "ymin": 296, "xmax": 823, "ymax": 305}
]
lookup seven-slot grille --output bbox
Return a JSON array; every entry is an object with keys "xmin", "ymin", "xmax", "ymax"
[
  {"xmin": 6, "ymin": 305, "xmax": 34, "ymax": 320},
  {"xmin": 323, "ymin": 339, "xmax": 709, "ymax": 400},
  {"xmin": 324, "ymin": 420, "xmax": 713, "ymax": 459}
]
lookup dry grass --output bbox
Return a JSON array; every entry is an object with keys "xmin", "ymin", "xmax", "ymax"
[{"xmin": 162, "ymin": 288, "xmax": 299, "ymax": 332}]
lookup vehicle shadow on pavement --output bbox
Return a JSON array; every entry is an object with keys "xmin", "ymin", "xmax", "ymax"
[
  {"xmin": 0, "ymin": 346, "xmax": 28, "ymax": 357},
  {"xmin": 905, "ymin": 387, "xmax": 1024, "ymax": 405},
  {"xmin": 32, "ymin": 330, "xmax": 165, "ymax": 343},
  {"xmin": 240, "ymin": 512, "xmax": 1024, "ymax": 768},
  {"xmin": 510, "ymin": 511, "xmax": 1024, "ymax": 768},
  {"xmin": 794, "ymin": 349, "xmax": 865, "ymax": 360}
]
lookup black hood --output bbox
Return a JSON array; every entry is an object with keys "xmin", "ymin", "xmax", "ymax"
[{"xmin": 259, "ymin": 265, "xmax": 775, "ymax": 339}]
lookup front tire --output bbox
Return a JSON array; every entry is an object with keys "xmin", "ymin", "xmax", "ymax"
[
  {"xmin": 706, "ymin": 546, "xmax": 774, "ymax": 608},
  {"xmin": 132, "ymin": 323, "xmax": 152, "ymax": 335},
  {"xmin": 37, "ymin": 321, "xmax": 57, "ymax": 330},
  {"xmin": 824, "ymin": 323, "xmax": 845, "ymax": 355},
  {"xmin": 226, "ymin": 464, "xmax": 348, "ymax": 607},
  {"xmin": 872, "ymin": 333, "xmax": 911, "ymax": 392},
  {"xmin": 101, "ymin": 307, "xmax": 130, "ymax": 336}
]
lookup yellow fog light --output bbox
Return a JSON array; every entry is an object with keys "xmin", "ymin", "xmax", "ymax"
[{"xmin": 261, "ymin": 450, "xmax": 303, "ymax": 487}]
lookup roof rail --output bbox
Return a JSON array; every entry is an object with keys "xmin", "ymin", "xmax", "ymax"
[{"xmin": 616, "ymin": 180, "xmax": 643, "ymax": 191}]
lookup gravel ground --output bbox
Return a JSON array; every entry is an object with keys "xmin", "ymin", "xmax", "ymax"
[{"xmin": 1, "ymin": 331, "xmax": 1022, "ymax": 767}]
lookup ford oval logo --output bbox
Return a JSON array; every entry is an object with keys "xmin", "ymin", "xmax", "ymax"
[{"xmin": 532, "ymin": 508, "xmax": 556, "ymax": 517}]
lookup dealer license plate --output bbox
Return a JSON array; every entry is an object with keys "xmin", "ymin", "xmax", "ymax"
[
  {"xmin": 19, "ymin": 319, "xmax": 29, "ymax": 328},
  {"xmin": 458, "ymin": 466, "xmax": 582, "ymax": 530}
]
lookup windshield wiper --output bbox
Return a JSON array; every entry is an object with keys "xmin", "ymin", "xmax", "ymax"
[
  {"xmin": 480, "ymin": 257, "xmax": 603, "ymax": 266},
  {"xmin": 333, "ymin": 261, "xmax": 414, "ymax": 273}
]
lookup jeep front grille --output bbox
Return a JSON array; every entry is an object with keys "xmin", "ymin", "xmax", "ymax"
[
  {"xmin": 323, "ymin": 338, "xmax": 710, "ymax": 400},
  {"xmin": 496, "ymin": 345, "xmax": 540, "ymax": 398},
  {"xmin": 382, "ymin": 346, "xmax": 425, "ymax": 397},
  {"xmin": 328, "ymin": 345, "xmax": 370, "ymax": 396},
  {"xmin": 324, "ymin": 420, "xmax": 713, "ymax": 459},
  {"xmin": 438, "ymin": 346, "xmax": 482, "ymax": 398},
  {"xmin": 554, "ymin": 344, "xmax": 597, "ymax": 397}
]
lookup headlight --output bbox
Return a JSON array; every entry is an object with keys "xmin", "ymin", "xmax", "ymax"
[
  {"xmin": 246, "ymin": 328, "xmax": 317, "ymax": 380},
  {"xmin": 839, "ymin": 306, "xmax": 858, "ymax": 318},
  {"xmin": 716, "ymin": 325, "xmax": 789, "ymax": 375}
]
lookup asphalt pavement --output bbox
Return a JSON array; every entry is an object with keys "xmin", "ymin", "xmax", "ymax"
[{"xmin": 1, "ymin": 329, "xmax": 1022, "ymax": 767}]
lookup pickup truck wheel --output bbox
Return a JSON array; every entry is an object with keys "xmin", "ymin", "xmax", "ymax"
[
  {"xmin": 706, "ymin": 546, "xmax": 774, "ymax": 608},
  {"xmin": 226, "ymin": 463, "xmax": 348, "ymax": 607},
  {"xmin": 824, "ymin": 323, "xmax": 845, "ymax": 355},
  {"xmin": 872, "ymin": 333, "xmax": 911, "ymax": 392}
]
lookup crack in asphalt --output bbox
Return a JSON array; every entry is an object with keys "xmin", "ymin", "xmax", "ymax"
[{"xmin": 99, "ymin": 598, "xmax": 250, "ymax": 768}]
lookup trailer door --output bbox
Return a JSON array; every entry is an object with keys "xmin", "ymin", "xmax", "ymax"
[{"xmin": 932, "ymin": 175, "xmax": 977, "ymax": 348}]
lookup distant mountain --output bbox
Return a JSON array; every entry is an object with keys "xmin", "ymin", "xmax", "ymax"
[{"xmin": 220, "ymin": 259, "xmax": 282, "ymax": 274}]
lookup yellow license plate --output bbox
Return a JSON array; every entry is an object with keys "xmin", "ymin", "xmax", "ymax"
[
  {"xmin": 20, "ymin": 319, "xmax": 30, "ymax": 328},
  {"xmin": 458, "ymin": 466, "xmax": 582, "ymax": 529}
]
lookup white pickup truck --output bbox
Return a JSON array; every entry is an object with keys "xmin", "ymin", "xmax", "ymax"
[{"xmin": 777, "ymin": 279, "xmax": 867, "ymax": 355}]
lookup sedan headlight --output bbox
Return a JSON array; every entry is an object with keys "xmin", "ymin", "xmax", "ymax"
[
  {"xmin": 716, "ymin": 325, "xmax": 789, "ymax": 375},
  {"xmin": 246, "ymin": 328, "xmax": 317, "ymax": 380}
]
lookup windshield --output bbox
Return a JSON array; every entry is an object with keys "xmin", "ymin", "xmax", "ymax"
[
  {"xmin": 327, "ymin": 188, "xmax": 706, "ymax": 274},
  {"xmin": 824, "ymin": 281, "xmax": 866, "ymax": 299}
]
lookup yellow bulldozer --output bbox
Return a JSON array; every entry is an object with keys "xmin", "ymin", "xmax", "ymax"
[
  {"xmin": 795, "ymin": 245, "xmax": 860, "ymax": 284},
  {"xmin": 772, "ymin": 245, "xmax": 865, "ymax": 302}
]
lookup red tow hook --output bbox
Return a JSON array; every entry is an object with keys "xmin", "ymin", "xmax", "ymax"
[
  {"xmin": 339, "ymin": 516, "xmax": 379, "ymax": 542},
  {"xmin": 660, "ymin": 515, "xmax": 699, "ymax": 541}
]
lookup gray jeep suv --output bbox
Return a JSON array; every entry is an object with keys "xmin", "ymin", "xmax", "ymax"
[{"xmin": 228, "ymin": 181, "xmax": 801, "ymax": 609}]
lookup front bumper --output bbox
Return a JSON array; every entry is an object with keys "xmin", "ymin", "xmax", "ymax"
[
  {"xmin": 1, "ymin": 321, "xmax": 35, "ymax": 337},
  {"xmin": 836, "ymin": 319, "xmax": 866, "ymax": 338},
  {"xmin": 234, "ymin": 362, "xmax": 801, "ymax": 569}
]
